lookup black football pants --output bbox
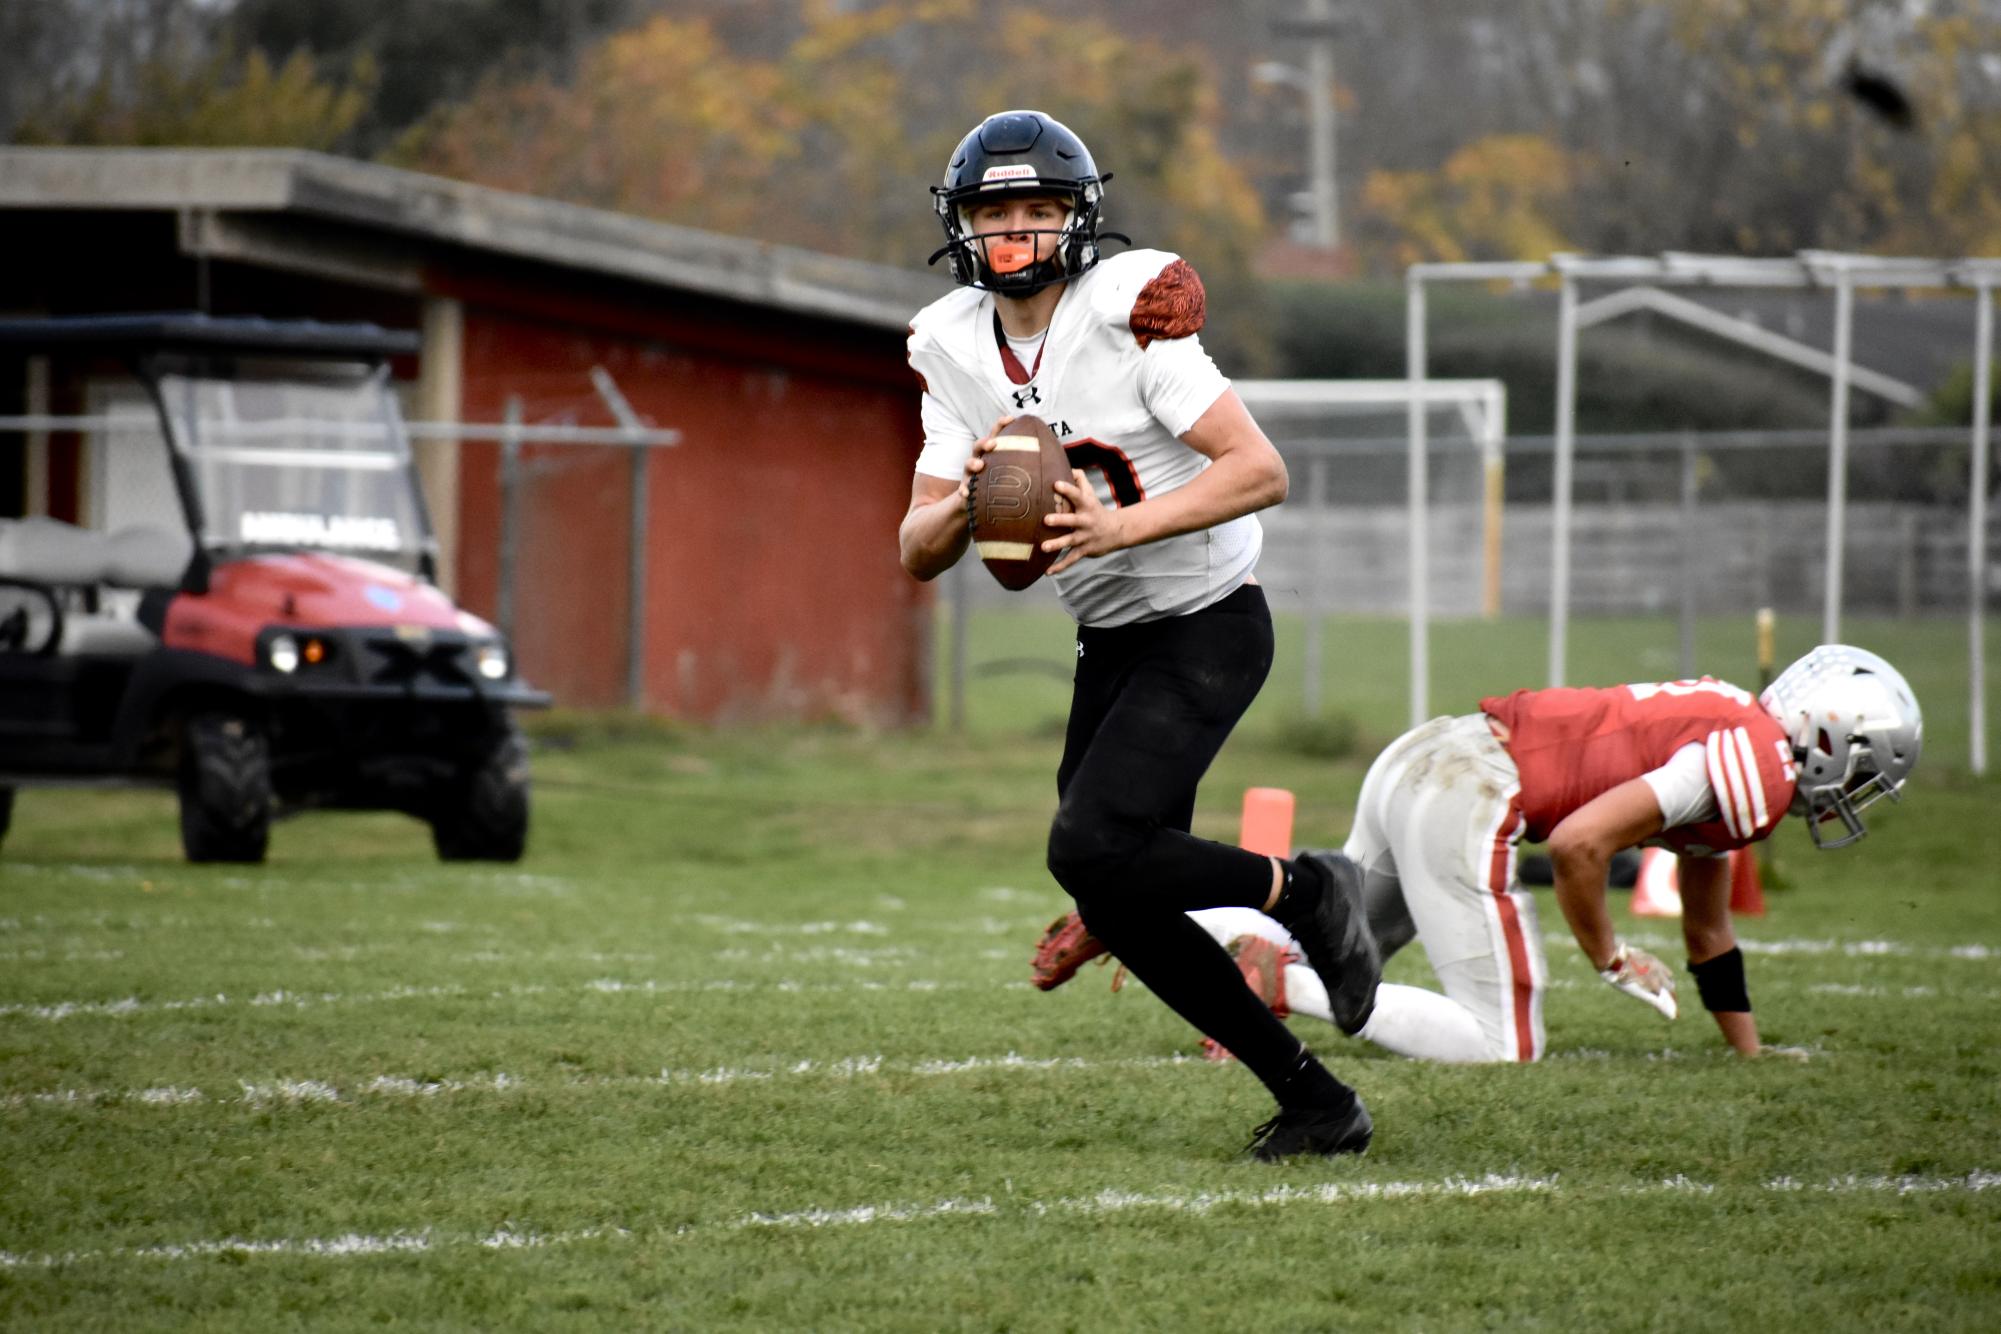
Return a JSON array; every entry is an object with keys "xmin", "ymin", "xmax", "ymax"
[{"xmin": 1047, "ymin": 583, "xmax": 1309, "ymax": 1089}]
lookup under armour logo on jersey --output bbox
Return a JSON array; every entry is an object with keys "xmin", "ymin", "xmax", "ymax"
[
  {"xmin": 1011, "ymin": 385, "xmax": 1042, "ymax": 409},
  {"xmin": 1075, "ymin": 641, "xmax": 1085, "ymax": 658}
]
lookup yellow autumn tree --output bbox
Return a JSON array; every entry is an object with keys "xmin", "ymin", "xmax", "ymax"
[
  {"xmin": 387, "ymin": 0, "xmax": 1273, "ymax": 364},
  {"xmin": 1613, "ymin": 0, "xmax": 2001, "ymax": 256},
  {"xmin": 1357, "ymin": 134, "xmax": 1577, "ymax": 268},
  {"xmin": 388, "ymin": 17, "xmax": 799, "ymax": 239}
]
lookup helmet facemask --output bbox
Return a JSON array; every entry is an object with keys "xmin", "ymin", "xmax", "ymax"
[
  {"xmin": 1786, "ymin": 726, "xmax": 1900, "ymax": 849},
  {"xmin": 934, "ymin": 182, "xmax": 1106, "ymax": 296},
  {"xmin": 952, "ymin": 190, "xmax": 1096, "ymax": 294}
]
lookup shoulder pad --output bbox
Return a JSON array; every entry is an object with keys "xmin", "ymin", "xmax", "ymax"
[
  {"xmin": 1703, "ymin": 716, "xmax": 1794, "ymax": 843},
  {"xmin": 1082, "ymin": 250, "xmax": 1206, "ymax": 349},
  {"xmin": 1130, "ymin": 257, "xmax": 1205, "ymax": 349}
]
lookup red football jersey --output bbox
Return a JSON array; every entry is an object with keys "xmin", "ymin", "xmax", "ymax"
[{"xmin": 1480, "ymin": 679, "xmax": 1798, "ymax": 855}]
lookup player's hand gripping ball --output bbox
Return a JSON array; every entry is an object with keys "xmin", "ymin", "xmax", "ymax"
[{"xmin": 967, "ymin": 414, "xmax": 1071, "ymax": 590}]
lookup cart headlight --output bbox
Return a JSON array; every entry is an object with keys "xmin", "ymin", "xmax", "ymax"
[
  {"xmin": 474, "ymin": 643, "xmax": 509, "ymax": 681},
  {"xmin": 268, "ymin": 633, "xmax": 300, "ymax": 674}
]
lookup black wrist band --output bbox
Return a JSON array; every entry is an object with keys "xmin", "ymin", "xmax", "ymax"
[{"xmin": 1689, "ymin": 946, "xmax": 1750, "ymax": 1013}]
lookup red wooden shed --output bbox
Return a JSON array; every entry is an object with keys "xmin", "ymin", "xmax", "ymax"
[{"xmin": 0, "ymin": 149, "xmax": 947, "ymax": 724}]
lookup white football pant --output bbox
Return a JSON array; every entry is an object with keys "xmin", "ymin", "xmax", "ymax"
[{"xmin": 1191, "ymin": 714, "xmax": 1546, "ymax": 1064}]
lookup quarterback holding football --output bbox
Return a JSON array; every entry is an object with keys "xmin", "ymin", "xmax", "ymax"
[{"xmin": 897, "ymin": 110, "xmax": 1380, "ymax": 1161}]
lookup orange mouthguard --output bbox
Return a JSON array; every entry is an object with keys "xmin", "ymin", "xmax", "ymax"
[{"xmin": 987, "ymin": 241, "xmax": 1036, "ymax": 274}]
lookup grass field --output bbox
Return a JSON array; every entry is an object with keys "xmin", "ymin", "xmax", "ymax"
[{"xmin": 3, "ymin": 611, "xmax": 1997, "ymax": 1331}]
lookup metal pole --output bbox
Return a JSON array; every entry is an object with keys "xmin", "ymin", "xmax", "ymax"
[
  {"xmin": 589, "ymin": 367, "xmax": 653, "ymax": 711},
  {"xmin": 1303, "ymin": 457, "xmax": 1327, "ymax": 718},
  {"xmin": 948, "ymin": 556, "xmax": 969, "ymax": 732},
  {"xmin": 627, "ymin": 448, "xmax": 650, "ymax": 708},
  {"xmin": 1550, "ymin": 274, "xmax": 1579, "ymax": 687},
  {"xmin": 1305, "ymin": 0, "xmax": 1338, "ymax": 249},
  {"xmin": 1406, "ymin": 271, "xmax": 1429, "ymax": 727},
  {"xmin": 498, "ymin": 395, "xmax": 522, "ymax": 642},
  {"xmin": 1481, "ymin": 383, "xmax": 1505, "ymax": 620},
  {"xmin": 1680, "ymin": 433, "xmax": 1698, "ymax": 678},
  {"xmin": 1972, "ymin": 281, "xmax": 1993, "ymax": 776},
  {"xmin": 1824, "ymin": 270, "xmax": 1854, "ymax": 645}
]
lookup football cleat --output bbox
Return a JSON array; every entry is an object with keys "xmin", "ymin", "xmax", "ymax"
[
  {"xmin": 1199, "ymin": 936, "xmax": 1300, "ymax": 1063},
  {"xmin": 1246, "ymin": 1096, "xmax": 1374, "ymax": 1162},
  {"xmin": 1271, "ymin": 850, "xmax": 1381, "ymax": 1035},
  {"xmin": 1030, "ymin": 910, "xmax": 1109, "ymax": 990},
  {"xmin": 1227, "ymin": 934, "xmax": 1294, "ymax": 1019}
]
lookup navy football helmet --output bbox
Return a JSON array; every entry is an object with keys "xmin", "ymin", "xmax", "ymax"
[{"xmin": 928, "ymin": 109, "xmax": 1127, "ymax": 296}]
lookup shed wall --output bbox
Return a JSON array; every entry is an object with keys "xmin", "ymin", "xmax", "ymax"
[{"xmin": 450, "ymin": 287, "xmax": 930, "ymax": 724}]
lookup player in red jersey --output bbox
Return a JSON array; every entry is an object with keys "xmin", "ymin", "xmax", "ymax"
[
  {"xmin": 1315, "ymin": 645, "xmax": 1922, "ymax": 1061},
  {"xmin": 1034, "ymin": 647, "xmax": 1921, "ymax": 1060}
]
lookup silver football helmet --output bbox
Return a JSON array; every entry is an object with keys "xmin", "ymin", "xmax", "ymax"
[{"xmin": 1760, "ymin": 644, "xmax": 1922, "ymax": 849}]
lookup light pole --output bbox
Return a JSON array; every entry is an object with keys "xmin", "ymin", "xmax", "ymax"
[{"xmin": 1259, "ymin": 0, "xmax": 1345, "ymax": 250}]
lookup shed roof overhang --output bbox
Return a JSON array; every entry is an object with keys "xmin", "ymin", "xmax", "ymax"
[{"xmin": 0, "ymin": 148, "xmax": 949, "ymax": 331}]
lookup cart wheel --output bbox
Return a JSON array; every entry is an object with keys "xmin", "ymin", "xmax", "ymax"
[
  {"xmin": 431, "ymin": 722, "xmax": 529, "ymax": 862},
  {"xmin": 178, "ymin": 712, "xmax": 271, "ymax": 863}
]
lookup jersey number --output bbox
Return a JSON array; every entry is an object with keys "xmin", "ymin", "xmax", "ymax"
[
  {"xmin": 1063, "ymin": 439, "xmax": 1144, "ymax": 508},
  {"xmin": 1627, "ymin": 679, "xmax": 1753, "ymax": 707}
]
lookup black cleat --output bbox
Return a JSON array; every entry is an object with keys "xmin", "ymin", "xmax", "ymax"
[
  {"xmin": 1247, "ymin": 1096, "xmax": 1374, "ymax": 1162},
  {"xmin": 1272, "ymin": 850, "xmax": 1381, "ymax": 1035}
]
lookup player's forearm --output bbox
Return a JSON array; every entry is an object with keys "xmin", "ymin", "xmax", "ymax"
[
  {"xmin": 1550, "ymin": 845, "xmax": 1619, "ymax": 969},
  {"xmin": 899, "ymin": 492, "xmax": 969, "ymax": 580},
  {"xmin": 1113, "ymin": 448, "xmax": 1286, "ymax": 549}
]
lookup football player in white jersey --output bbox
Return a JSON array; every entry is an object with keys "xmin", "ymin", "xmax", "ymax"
[{"xmin": 897, "ymin": 109, "xmax": 1382, "ymax": 1160}]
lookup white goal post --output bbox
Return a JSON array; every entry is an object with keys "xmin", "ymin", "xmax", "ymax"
[
  {"xmin": 1237, "ymin": 378, "xmax": 1507, "ymax": 728},
  {"xmin": 1406, "ymin": 252, "xmax": 1999, "ymax": 775}
]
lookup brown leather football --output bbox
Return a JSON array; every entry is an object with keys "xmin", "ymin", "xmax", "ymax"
[{"xmin": 968, "ymin": 414, "xmax": 1072, "ymax": 590}]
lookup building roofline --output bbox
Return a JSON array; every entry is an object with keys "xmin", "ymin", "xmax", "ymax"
[
  {"xmin": 0, "ymin": 312, "xmax": 421, "ymax": 360},
  {"xmin": 0, "ymin": 147, "xmax": 947, "ymax": 331}
]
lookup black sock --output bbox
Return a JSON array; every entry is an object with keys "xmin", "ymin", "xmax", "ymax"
[
  {"xmin": 1269, "ymin": 857, "xmax": 1322, "ymax": 925},
  {"xmin": 1274, "ymin": 1047, "xmax": 1356, "ymax": 1112},
  {"xmin": 1077, "ymin": 900, "xmax": 1323, "ymax": 1096}
]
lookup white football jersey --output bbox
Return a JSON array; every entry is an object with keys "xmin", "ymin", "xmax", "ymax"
[{"xmin": 908, "ymin": 249, "xmax": 1259, "ymax": 628}]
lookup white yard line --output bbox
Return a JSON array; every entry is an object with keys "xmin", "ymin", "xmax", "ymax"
[
  {"xmin": 8, "ymin": 958, "xmax": 1995, "ymax": 1026},
  {"xmin": 1559, "ymin": 931, "xmax": 2001, "ymax": 962},
  {"xmin": 5, "ymin": 1171, "xmax": 1996, "ymax": 1270},
  {"xmin": 0, "ymin": 976, "xmax": 1023, "ymax": 1023},
  {"xmin": 0, "ymin": 1053, "xmax": 1208, "ymax": 1110}
]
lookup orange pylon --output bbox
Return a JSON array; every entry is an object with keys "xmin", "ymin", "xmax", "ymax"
[
  {"xmin": 1630, "ymin": 846, "xmax": 1766, "ymax": 917},
  {"xmin": 1631, "ymin": 847, "xmax": 1684, "ymax": 917},
  {"xmin": 1728, "ymin": 846, "xmax": 1767, "ymax": 916},
  {"xmin": 1240, "ymin": 787, "xmax": 1296, "ymax": 857}
]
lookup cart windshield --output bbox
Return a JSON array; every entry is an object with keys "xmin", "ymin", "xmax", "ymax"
[{"xmin": 153, "ymin": 361, "xmax": 430, "ymax": 573}]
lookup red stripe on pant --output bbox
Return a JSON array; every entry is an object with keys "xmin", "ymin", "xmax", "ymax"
[{"xmin": 1485, "ymin": 795, "xmax": 1537, "ymax": 1061}]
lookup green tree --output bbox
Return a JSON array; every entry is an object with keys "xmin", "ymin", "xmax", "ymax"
[
  {"xmin": 222, "ymin": 0, "xmax": 636, "ymax": 155},
  {"xmin": 15, "ymin": 44, "xmax": 375, "ymax": 151}
]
